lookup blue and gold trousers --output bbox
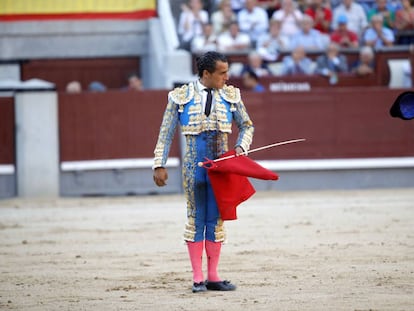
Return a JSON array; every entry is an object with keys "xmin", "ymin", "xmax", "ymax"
[{"xmin": 182, "ymin": 131, "xmax": 228, "ymax": 242}]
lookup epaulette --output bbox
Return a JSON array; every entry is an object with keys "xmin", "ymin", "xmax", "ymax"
[
  {"xmin": 168, "ymin": 83, "xmax": 194, "ymax": 105},
  {"xmin": 220, "ymin": 85, "xmax": 241, "ymax": 103}
]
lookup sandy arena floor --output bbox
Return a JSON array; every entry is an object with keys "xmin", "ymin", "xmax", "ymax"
[{"xmin": 0, "ymin": 188, "xmax": 413, "ymax": 311}]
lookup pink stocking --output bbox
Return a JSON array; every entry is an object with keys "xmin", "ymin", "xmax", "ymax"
[
  {"xmin": 187, "ymin": 241, "xmax": 204, "ymax": 283},
  {"xmin": 205, "ymin": 240, "xmax": 222, "ymax": 282}
]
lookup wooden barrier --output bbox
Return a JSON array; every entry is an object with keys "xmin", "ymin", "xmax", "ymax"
[
  {"xmin": 1, "ymin": 88, "xmax": 413, "ymax": 167},
  {"xmin": 57, "ymin": 88, "xmax": 414, "ymax": 163},
  {"xmin": 58, "ymin": 90, "xmax": 181, "ymax": 162},
  {"xmin": 241, "ymin": 88, "xmax": 414, "ymax": 160},
  {"xmin": 229, "ymin": 73, "xmax": 377, "ymax": 90}
]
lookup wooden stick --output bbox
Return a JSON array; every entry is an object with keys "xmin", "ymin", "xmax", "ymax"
[{"xmin": 198, "ymin": 138, "xmax": 306, "ymax": 167}]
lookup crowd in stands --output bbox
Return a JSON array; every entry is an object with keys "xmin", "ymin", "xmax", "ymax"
[
  {"xmin": 175, "ymin": 0, "xmax": 414, "ymax": 87},
  {"xmin": 65, "ymin": 73, "xmax": 143, "ymax": 93}
]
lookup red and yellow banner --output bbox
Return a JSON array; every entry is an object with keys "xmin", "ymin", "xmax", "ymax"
[{"xmin": 0, "ymin": 0, "xmax": 157, "ymax": 21}]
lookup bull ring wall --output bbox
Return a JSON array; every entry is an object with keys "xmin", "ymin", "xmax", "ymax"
[{"xmin": 1, "ymin": 87, "xmax": 414, "ymax": 199}]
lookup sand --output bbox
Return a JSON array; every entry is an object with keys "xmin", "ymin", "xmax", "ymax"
[{"xmin": 0, "ymin": 188, "xmax": 413, "ymax": 311}]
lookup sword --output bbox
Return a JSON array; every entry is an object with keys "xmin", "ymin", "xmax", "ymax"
[{"xmin": 198, "ymin": 138, "xmax": 306, "ymax": 167}]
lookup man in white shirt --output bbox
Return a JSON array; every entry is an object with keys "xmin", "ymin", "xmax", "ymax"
[
  {"xmin": 237, "ymin": 0, "xmax": 269, "ymax": 46},
  {"xmin": 217, "ymin": 21, "xmax": 252, "ymax": 52}
]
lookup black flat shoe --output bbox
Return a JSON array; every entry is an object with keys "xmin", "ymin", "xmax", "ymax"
[
  {"xmin": 206, "ymin": 280, "xmax": 236, "ymax": 291},
  {"xmin": 192, "ymin": 281, "xmax": 207, "ymax": 293}
]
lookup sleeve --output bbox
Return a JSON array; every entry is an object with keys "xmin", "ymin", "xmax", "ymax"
[
  {"xmin": 232, "ymin": 98, "xmax": 254, "ymax": 152},
  {"xmin": 152, "ymin": 95, "xmax": 179, "ymax": 169}
]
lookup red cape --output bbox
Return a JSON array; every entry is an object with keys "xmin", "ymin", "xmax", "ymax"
[{"xmin": 203, "ymin": 150, "xmax": 278, "ymax": 221}]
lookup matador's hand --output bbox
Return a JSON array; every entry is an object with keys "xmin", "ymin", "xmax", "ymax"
[
  {"xmin": 235, "ymin": 146, "xmax": 245, "ymax": 156},
  {"xmin": 153, "ymin": 167, "xmax": 168, "ymax": 187}
]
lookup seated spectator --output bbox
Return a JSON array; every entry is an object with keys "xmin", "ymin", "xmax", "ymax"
[
  {"xmin": 256, "ymin": 19, "xmax": 290, "ymax": 61},
  {"xmin": 242, "ymin": 68, "xmax": 266, "ymax": 91},
  {"xmin": 367, "ymin": 0, "xmax": 395, "ymax": 29},
  {"xmin": 126, "ymin": 73, "xmax": 143, "ymax": 91},
  {"xmin": 395, "ymin": 0, "xmax": 414, "ymax": 44},
  {"xmin": 257, "ymin": 0, "xmax": 281, "ymax": 19},
  {"xmin": 237, "ymin": 0, "xmax": 269, "ymax": 47},
  {"xmin": 271, "ymin": 0, "xmax": 303, "ymax": 38},
  {"xmin": 315, "ymin": 42, "xmax": 348, "ymax": 83},
  {"xmin": 330, "ymin": 14, "xmax": 359, "ymax": 48},
  {"xmin": 230, "ymin": 0, "xmax": 247, "ymax": 14},
  {"xmin": 65, "ymin": 81, "xmax": 82, "ymax": 93},
  {"xmin": 332, "ymin": 0, "xmax": 368, "ymax": 37},
  {"xmin": 304, "ymin": 0, "xmax": 333, "ymax": 34},
  {"xmin": 289, "ymin": 15, "xmax": 329, "ymax": 51},
  {"xmin": 280, "ymin": 45, "xmax": 315, "ymax": 75},
  {"xmin": 217, "ymin": 21, "xmax": 252, "ymax": 52},
  {"xmin": 351, "ymin": 45, "xmax": 375, "ymax": 76},
  {"xmin": 191, "ymin": 23, "xmax": 218, "ymax": 54},
  {"xmin": 177, "ymin": 0, "xmax": 209, "ymax": 51},
  {"xmin": 241, "ymin": 51, "xmax": 272, "ymax": 77},
  {"xmin": 363, "ymin": 14, "xmax": 395, "ymax": 48},
  {"xmin": 211, "ymin": 0, "xmax": 237, "ymax": 35},
  {"xmin": 88, "ymin": 81, "xmax": 106, "ymax": 92}
]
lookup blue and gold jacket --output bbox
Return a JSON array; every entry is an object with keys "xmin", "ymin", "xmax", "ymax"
[{"xmin": 153, "ymin": 82, "xmax": 254, "ymax": 168}]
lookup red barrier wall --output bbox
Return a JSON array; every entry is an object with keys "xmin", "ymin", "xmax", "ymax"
[
  {"xmin": 58, "ymin": 88, "xmax": 414, "ymax": 162},
  {"xmin": 243, "ymin": 88, "xmax": 414, "ymax": 160},
  {"xmin": 58, "ymin": 90, "xmax": 181, "ymax": 161}
]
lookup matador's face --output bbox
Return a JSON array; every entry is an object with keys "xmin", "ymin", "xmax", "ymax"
[{"xmin": 203, "ymin": 61, "xmax": 229, "ymax": 89}]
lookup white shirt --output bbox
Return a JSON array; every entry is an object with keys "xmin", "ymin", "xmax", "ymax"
[
  {"xmin": 271, "ymin": 9, "xmax": 303, "ymax": 37},
  {"xmin": 178, "ymin": 9, "xmax": 209, "ymax": 42},
  {"xmin": 217, "ymin": 31, "xmax": 251, "ymax": 52},
  {"xmin": 237, "ymin": 6, "xmax": 269, "ymax": 42},
  {"xmin": 196, "ymin": 80, "xmax": 215, "ymax": 113}
]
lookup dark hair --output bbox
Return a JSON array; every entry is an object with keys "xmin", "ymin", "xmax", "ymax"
[{"xmin": 196, "ymin": 51, "xmax": 228, "ymax": 78}]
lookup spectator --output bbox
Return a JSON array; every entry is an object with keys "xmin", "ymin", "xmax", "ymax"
[
  {"xmin": 256, "ymin": 19, "xmax": 290, "ymax": 61},
  {"xmin": 88, "ymin": 81, "xmax": 106, "ymax": 92},
  {"xmin": 315, "ymin": 42, "xmax": 349, "ymax": 84},
  {"xmin": 217, "ymin": 21, "xmax": 252, "ymax": 52},
  {"xmin": 280, "ymin": 45, "xmax": 315, "ymax": 75},
  {"xmin": 191, "ymin": 23, "xmax": 218, "ymax": 54},
  {"xmin": 271, "ymin": 0, "xmax": 304, "ymax": 38},
  {"xmin": 65, "ymin": 81, "xmax": 82, "ymax": 93},
  {"xmin": 304, "ymin": 0, "xmax": 333, "ymax": 34},
  {"xmin": 395, "ymin": 0, "xmax": 414, "ymax": 44},
  {"xmin": 257, "ymin": 0, "xmax": 281, "ymax": 19},
  {"xmin": 211, "ymin": 0, "xmax": 237, "ymax": 35},
  {"xmin": 230, "ymin": 0, "xmax": 247, "ymax": 14},
  {"xmin": 177, "ymin": 0, "xmax": 209, "ymax": 51},
  {"xmin": 242, "ymin": 51, "xmax": 272, "ymax": 77},
  {"xmin": 351, "ymin": 45, "xmax": 375, "ymax": 76},
  {"xmin": 330, "ymin": 14, "xmax": 359, "ymax": 47},
  {"xmin": 332, "ymin": 0, "xmax": 369, "ymax": 37},
  {"xmin": 289, "ymin": 15, "xmax": 329, "ymax": 51},
  {"xmin": 242, "ymin": 68, "xmax": 266, "ymax": 91},
  {"xmin": 126, "ymin": 73, "xmax": 143, "ymax": 91},
  {"xmin": 363, "ymin": 14, "xmax": 395, "ymax": 48},
  {"xmin": 237, "ymin": 0, "xmax": 269, "ymax": 47},
  {"xmin": 367, "ymin": 0, "xmax": 395, "ymax": 29}
]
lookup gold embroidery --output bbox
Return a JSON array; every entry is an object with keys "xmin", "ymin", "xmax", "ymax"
[{"xmin": 220, "ymin": 85, "xmax": 241, "ymax": 103}]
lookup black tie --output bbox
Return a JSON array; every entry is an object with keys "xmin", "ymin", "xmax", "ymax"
[{"xmin": 204, "ymin": 88, "xmax": 213, "ymax": 117}]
